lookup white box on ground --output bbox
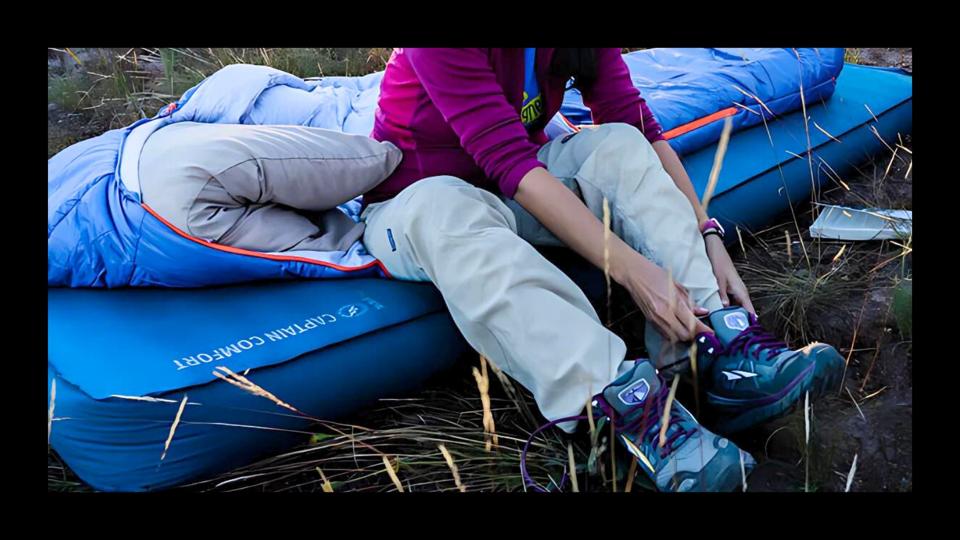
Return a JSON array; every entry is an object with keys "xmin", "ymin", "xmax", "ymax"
[{"xmin": 808, "ymin": 204, "xmax": 912, "ymax": 241}]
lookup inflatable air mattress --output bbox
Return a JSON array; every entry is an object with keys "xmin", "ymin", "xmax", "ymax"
[{"xmin": 48, "ymin": 279, "xmax": 468, "ymax": 491}]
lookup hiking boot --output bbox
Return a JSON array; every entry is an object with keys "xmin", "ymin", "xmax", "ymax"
[
  {"xmin": 594, "ymin": 359, "xmax": 755, "ymax": 492},
  {"xmin": 695, "ymin": 307, "xmax": 845, "ymax": 434}
]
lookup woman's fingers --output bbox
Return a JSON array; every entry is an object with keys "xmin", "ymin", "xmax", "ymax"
[
  {"xmin": 674, "ymin": 281, "xmax": 711, "ymax": 318},
  {"xmin": 718, "ymin": 280, "xmax": 731, "ymax": 307},
  {"xmin": 651, "ymin": 301, "xmax": 713, "ymax": 343},
  {"xmin": 676, "ymin": 305, "xmax": 713, "ymax": 341},
  {"xmin": 722, "ymin": 275, "xmax": 757, "ymax": 317},
  {"xmin": 665, "ymin": 315, "xmax": 688, "ymax": 343},
  {"xmin": 732, "ymin": 284, "xmax": 757, "ymax": 317},
  {"xmin": 692, "ymin": 316, "xmax": 713, "ymax": 337}
]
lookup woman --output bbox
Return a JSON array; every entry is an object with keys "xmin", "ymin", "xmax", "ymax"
[{"xmin": 363, "ymin": 48, "xmax": 844, "ymax": 492}]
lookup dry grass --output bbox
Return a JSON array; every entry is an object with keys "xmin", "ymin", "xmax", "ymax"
[
  {"xmin": 566, "ymin": 442, "xmax": 580, "ymax": 492},
  {"xmin": 738, "ymin": 232, "xmax": 869, "ymax": 343},
  {"xmin": 381, "ymin": 455, "xmax": 404, "ymax": 492},
  {"xmin": 47, "ymin": 378, "xmax": 56, "ymax": 446},
  {"xmin": 658, "ymin": 375, "xmax": 680, "ymax": 450},
  {"xmin": 48, "ymin": 48, "xmax": 392, "ymax": 158},
  {"xmin": 700, "ymin": 117, "xmax": 734, "ymax": 211},
  {"xmin": 212, "ymin": 366, "xmax": 304, "ymax": 416},
  {"xmin": 844, "ymin": 453, "xmax": 858, "ymax": 492},
  {"xmin": 438, "ymin": 443, "xmax": 466, "ymax": 492},
  {"xmin": 173, "ymin": 360, "xmax": 649, "ymax": 493},
  {"xmin": 472, "ymin": 356, "xmax": 499, "ymax": 452},
  {"xmin": 160, "ymin": 394, "xmax": 189, "ymax": 462},
  {"xmin": 315, "ymin": 467, "xmax": 335, "ymax": 492}
]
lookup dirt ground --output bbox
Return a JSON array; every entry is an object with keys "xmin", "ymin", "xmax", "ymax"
[
  {"xmin": 852, "ymin": 48, "xmax": 913, "ymax": 73},
  {"xmin": 745, "ymin": 48, "xmax": 912, "ymax": 492}
]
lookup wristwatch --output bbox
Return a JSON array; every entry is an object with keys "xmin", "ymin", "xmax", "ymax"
[{"xmin": 700, "ymin": 217, "xmax": 725, "ymax": 240}]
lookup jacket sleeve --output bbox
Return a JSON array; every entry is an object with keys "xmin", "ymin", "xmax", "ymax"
[
  {"xmin": 404, "ymin": 48, "xmax": 545, "ymax": 198},
  {"xmin": 582, "ymin": 48, "xmax": 665, "ymax": 144}
]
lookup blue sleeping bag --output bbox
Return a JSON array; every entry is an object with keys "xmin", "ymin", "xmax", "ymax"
[
  {"xmin": 47, "ymin": 67, "xmax": 390, "ymax": 288},
  {"xmin": 553, "ymin": 48, "xmax": 845, "ymax": 155},
  {"xmin": 48, "ymin": 49, "xmax": 912, "ymax": 492}
]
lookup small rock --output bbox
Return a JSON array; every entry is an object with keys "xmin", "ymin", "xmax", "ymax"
[
  {"xmin": 881, "ymin": 440, "xmax": 897, "ymax": 461},
  {"xmin": 140, "ymin": 60, "xmax": 165, "ymax": 75}
]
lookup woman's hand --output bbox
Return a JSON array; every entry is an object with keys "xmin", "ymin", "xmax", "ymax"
[
  {"xmin": 616, "ymin": 250, "xmax": 712, "ymax": 343},
  {"xmin": 703, "ymin": 234, "xmax": 756, "ymax": 316}
]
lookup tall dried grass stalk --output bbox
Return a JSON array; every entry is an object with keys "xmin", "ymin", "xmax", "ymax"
[
  {"xmin": 316, "ymin": 467, "xmax": 335, "ymax": 492},
  {"xmin": 160, "ymin": 394, "xmax": 189, "ymax": 462},
  {"xmin": 785, "ymin": 230, "xmax": 793, "ymax": 264},
  {"xmin": 48, "ymin": 378, "xmax": 56, "ymax": 445},
  {"xmin": 438, "ymin": 443, "xmax": 466, "ymax": 492},
  {"xmin": 844, "ymin": 453, "xmax": 858, "ymax": 492},
  {"xmin": 658, "ymin": 375, "xmax": 680, "ymax": 449},
  {"xmin": 624, "ymin": 459, "xmax": 638, "ymax": 493},
  {"xmin": 213, "ymin": 366, "xmax": 304, "ymax": 416},
  {"xmin": 566, "ymin": 442, "xmax": 580, "ymax": 493},
  {"xmin": 473, "ymin": 356, "xmax": 499, "ymax": 451},
  {"xmin": 700, "ymin": 117, "xmax": 734, "ymax": 212},
  {"xmin": 382, "ymin": 455, "xmax": 404, "ymax": 492}
]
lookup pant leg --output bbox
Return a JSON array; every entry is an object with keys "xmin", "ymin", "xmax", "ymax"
[
  {"xmin": 361, "ymin": 176, "xmax": 627, "ymax": 431},
  {"xmin": 503, "ymin": 123, "xmax": 724, "ymax": 369},
  {"xmin": 209, "ymin": 198, "xmax": 364, "ymax": 253}
]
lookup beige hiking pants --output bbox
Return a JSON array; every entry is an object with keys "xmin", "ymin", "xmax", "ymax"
[{"xmin": 361, "ymin": 123, "xmax": 723, "ymax": 431}]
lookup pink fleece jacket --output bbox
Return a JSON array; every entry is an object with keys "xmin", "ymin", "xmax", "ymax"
[{"xmin": 366, "ymin": 48, "xmax": 664, "ymax": 205}]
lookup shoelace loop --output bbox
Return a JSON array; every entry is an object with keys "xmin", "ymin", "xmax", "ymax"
[
  {"xmin": 727, "ymin": 322, "xmax": 787, "ymax": 361},
  {"xmin": 698, "ymin": 314, "xmax": 788, "ymax": 361}
]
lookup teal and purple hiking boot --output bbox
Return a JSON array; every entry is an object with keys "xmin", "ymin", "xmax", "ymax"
[
  {"xmin": 593, "ymin": 359, "xmax": 755, "ymax": 492},
  {"xmin": 695, "ymin": 307, "xmax": 845, "ymax": 434}
]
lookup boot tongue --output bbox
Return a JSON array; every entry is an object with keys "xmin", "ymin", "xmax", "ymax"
[
  {"xmin": 708, "ymin": 307, "xmax": 752, "ymax": 346},
  {"xmin": 602, "ymin": 359, "xmax": 661, "ymax": 417}
]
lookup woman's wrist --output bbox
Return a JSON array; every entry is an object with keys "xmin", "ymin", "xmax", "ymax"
[
  {"xmin": 703, "ymin": 233, "xmax": 728, "ymax": 268},
  {"xmin": 608, "ymin": 241, "xmax": 653, "ymax": 289},
  {"xmin": 703, "ymin": 231, "xmax": 725, "ymax": 249},
  {"xmin": 604, "ymin": 237, "xmax": 629, "ymax": 282}
]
